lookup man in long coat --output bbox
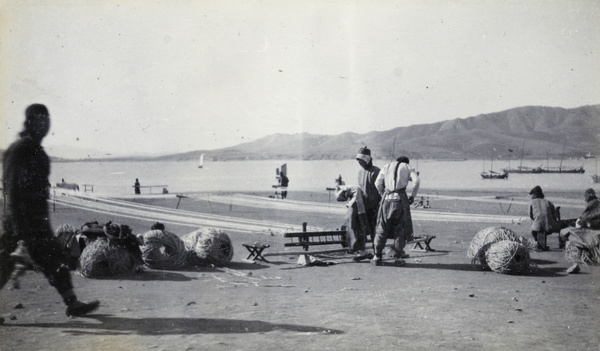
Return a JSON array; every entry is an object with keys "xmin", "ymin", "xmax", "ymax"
[{"xmin": 1, "ymin": 104, "xmax": 100, "ymax": 317}]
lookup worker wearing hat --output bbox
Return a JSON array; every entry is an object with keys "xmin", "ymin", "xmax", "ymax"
[
  {"xmin": 346, "ymin": 146, "xmax": 381, "ymax": 262},
  {"xmin": 528, "ymin": 185, "xmax": 560, "ymax": 251}
]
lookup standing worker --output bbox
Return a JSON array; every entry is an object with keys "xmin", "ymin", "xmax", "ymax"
[
  {"xmin": 0, "ymin": 103, "xmax": 100, "ymax": 317},
  {"xmin": 351, "ymin": 146, "xmax": 381, "ymax": 261},
  {"xmin": 279, "ymin": 173, "xmax": 289, "ymax": 199},
  {"xmin": 528, "ymin": 185, "xmax": 559, "ymax": 251},
  {"xmin": 134, "ymin": 178, "xmax": 141, "ymax": 195},
  {"xmin": 371, "ymin": 155, "xmax": 420, "ymax": 266}
]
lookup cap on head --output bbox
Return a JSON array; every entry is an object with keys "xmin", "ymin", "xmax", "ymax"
[
  {"xmin": 396, "ymin": 156, "xmax": 410, "ymax": 164},
  {"xmin": 25, "ymin": 103, "xmax": 48, "ymax": 123},
  {"xmin": 529, "ymin": 185, "xmax": 544, "ymax": 198},
  {"xmin": 584, "ymin": 188, "xmax": 597, "ymax": 202},
  {"xmin": 23, "ymin": 103, "xmax": 50, "ymax": 138},
  {"xmin": 356, "ymin": 146, "xmax": 372, "ymax": 164},
  {"xmin": 151, "ymin": 222, "xmax": 165, "ymax": 230}
]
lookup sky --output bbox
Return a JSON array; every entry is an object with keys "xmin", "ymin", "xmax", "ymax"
[{"xmin": 1, "ymin": 0, "xmax": 599, "ymax": 157}]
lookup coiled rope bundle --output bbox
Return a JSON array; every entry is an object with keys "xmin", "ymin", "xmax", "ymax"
[
  {"xmin": 79, "ymin": 239, "xmax": 140, "ymax": 278},
  {"xmin": 485, "ymin": 240, "xmax": 531, "ymax": 274},
  {"xmin": 139, "ymin": 229, "xmax": 188, "ymax": 270},
  {"xmin": 183, "ymin": 227, "xmax": 234, "ymax": 267},
  {"xmin": 468, "ymin": 226, "xmax": 529, "ymax": 269},
  {"xmin": 78, "ymin": 221, "xmax": 144, "ymax": 278},
  {"xmin": 563, "ymin": 228, "xmax": 600, "ymax": 265}
]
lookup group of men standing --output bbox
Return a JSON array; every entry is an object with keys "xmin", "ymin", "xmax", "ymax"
[{"xmin": 341, "ymin": 146, "xmax": 421, "ymax": 267}]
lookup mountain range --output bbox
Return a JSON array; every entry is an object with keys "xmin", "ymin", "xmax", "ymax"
[
  {"xmin": 146, "ymin": 104, "xmax": 600, "ymax": 162},
  {"xmin": 2, "ymin": 104, "xmax": 598, "ymax": 162}
]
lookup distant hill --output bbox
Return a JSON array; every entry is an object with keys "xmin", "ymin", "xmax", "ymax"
[
  {"xmin": 149, "ymin": 104, "xmax": 600, "ymax": 162},
  {"xmin": 3, "ymin": 104, "xmax": 597, "ymax": 162}
]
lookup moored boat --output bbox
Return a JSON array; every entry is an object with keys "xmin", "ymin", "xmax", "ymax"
[
  {"xmin": 481, "ymin": 149, "xmax": 508, "ymax": 179},
  {"xmin": 540, "ymin": 166, "xmax": 585, "ymax": 174},
  {"xmin": 541, "ymin": 141, "xmax": 585, "ymax": 173},
  {"xmin": 480, "ymin": 170, "xmax": 509, "ymax": 179},
  {"xmin": 502, "ymin": 166, "xmax": 543, "ymax": 174},
  {"xmin": 583, "ymin": 152, "xmax": 595, "ymax": 159}
]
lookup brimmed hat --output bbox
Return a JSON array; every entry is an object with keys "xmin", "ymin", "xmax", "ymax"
[
  {"xmin": 103, "ymin": 221, "xmax": 133, "ymax": 242},
  {"xmin": 356, "ymin": 146, "xmax": 372, "ymax": 164}
]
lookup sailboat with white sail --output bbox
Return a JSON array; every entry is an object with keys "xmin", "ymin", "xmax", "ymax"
[{"xmin": 198, "ymin": 154, "xmax": 204, "ymax": 169}]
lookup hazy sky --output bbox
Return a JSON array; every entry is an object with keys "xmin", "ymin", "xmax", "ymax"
[{"xmin": 1, "ymin": 0, "xmax": 599, "ymax": 157}]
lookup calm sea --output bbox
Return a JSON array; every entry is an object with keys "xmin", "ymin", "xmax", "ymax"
[{"xmin": 37, "ymin": 158, "xmax": 598, "ymax": 196}]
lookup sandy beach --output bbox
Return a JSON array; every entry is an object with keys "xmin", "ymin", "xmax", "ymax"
[{"xmin": 1, "ymin": 188, "xmax": 598, "ymax": 351}]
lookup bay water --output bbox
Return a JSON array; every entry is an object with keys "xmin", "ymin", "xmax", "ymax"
[{"xmin": 43, "ymin": 158, "xmax": 597, "ymax": 197}]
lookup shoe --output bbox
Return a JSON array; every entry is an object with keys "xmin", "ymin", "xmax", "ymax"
[
  {"xmin": 370, "ymin": 256, "xmax": 382, "ymax": 266},
  {"xmin": 66, "ymin": 300, "xmax": 100, "ymax": 317},
  {"xmin": 394, "ymin": 259, "xmax": 406, "ymax": 267},
  {"xmin": 353, "ymin": 253, "xmax": 374, "ymax": 262},
  {"xmin": 566, "ymin": 264, "xmax": 580, "ymax": 274},
  {"xmin": 10, "ymin": 241, "xmax": 34, "ymax": 266}
]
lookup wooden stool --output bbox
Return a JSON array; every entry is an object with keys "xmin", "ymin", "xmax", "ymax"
[
  {"xmin": 408, "ymin": 235, "xmax": 436, "ymax": 252},
  {"xmin": 242, "ymin": 242, "xmax": 271, "ymax": 262}
]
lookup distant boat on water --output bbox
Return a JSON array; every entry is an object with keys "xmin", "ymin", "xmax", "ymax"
[
  {"xmin": 540, "ymin": 166, "xmax": 585, "ymax": 174},
  {"xmin": 539, "ymin": 141, "xmax": 585, "ymax": 174},
  {"xmin": 198, "ymin": 154, "xmax": 204, "ymax": 169},
  {"xmin": 481, "ymin": 149, "xmax": 508, "ymax": 179},
  {"xmin": 583, "ymin": 152, "xmax": 596, "ymax": 159},
  {"xmin": 502, "ymin": 140, "xmax": 542, "ymax": 174},
  {"xmin": 503, "ymin": 166, "xmax": 543, "ymax": 174},
  {"xmin": 480, "ymin": 170, "xmax": 509, "ymax": 179}
]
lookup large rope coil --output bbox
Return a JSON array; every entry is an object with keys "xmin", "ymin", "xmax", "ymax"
[
  {"xmin": 79, "ymin": 239, "xmax": 141, "ymax": 278},
  {"xmin": 183, "ymin": 228, "xmax": 234, "ymax": 267},
  {"xmin": 139, "ymin": 229, "xmax": 188, "ymax": 270}
]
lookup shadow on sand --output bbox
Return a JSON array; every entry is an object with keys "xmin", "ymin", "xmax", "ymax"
[
  {"xmin": 398, "ymin": 262, "xmax": 571, "ymax": 277},
  {"xmin": 87, "ymin": 261, "xmax": 273, "ymax": 281},
  {"xmin": 9, "ymin": 314, "xmax": 344, "ymax": 336}
]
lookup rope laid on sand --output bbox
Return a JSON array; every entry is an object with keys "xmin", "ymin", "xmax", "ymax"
[
  {"xmin": 139, "ymin": 229, "xmax": 188, "ymax": 270},
  {"xmin": 485, "ymin": 240, "xmax": 532, "ymax": 274},
  {"xmin": 183, "ymin": 228, "xmax": 234, "ymax": 267},
  {"xmin": 79, "ymin": 239, "xmax": 140, "ymax": 278},
  {"xmin": 467, "ymin": 226, "xmax": 535, "ymax": 273}
]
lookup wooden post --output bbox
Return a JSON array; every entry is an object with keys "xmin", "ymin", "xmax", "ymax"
[
  {"xmin": 301, "ymin": 222, "xmax": 308, "ymax": 251},
  {"xmin": 176, "ymin": 194, "xmax": 188, "ymax": 209},
  {"xmin": 326, "ymin": 187, "xmax": 335, "ymax": 205}
]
